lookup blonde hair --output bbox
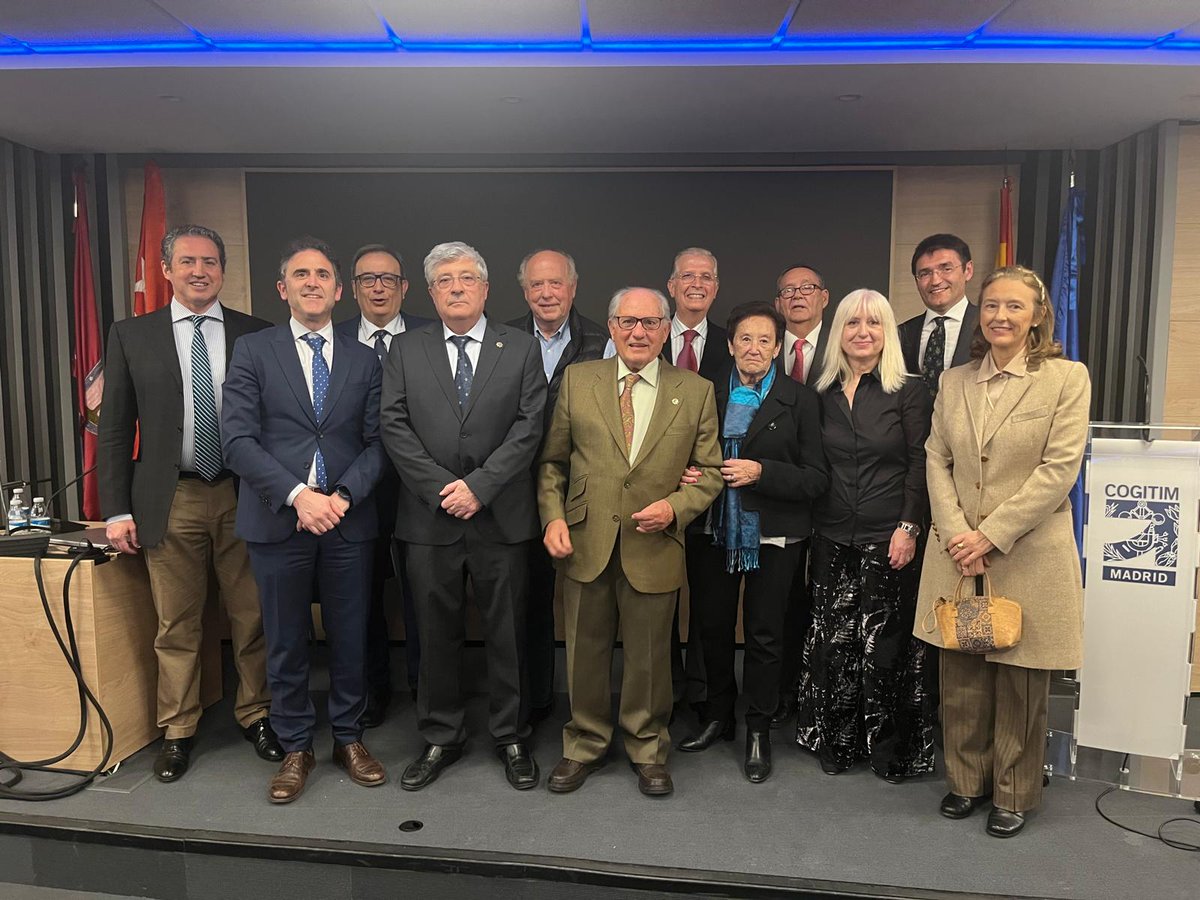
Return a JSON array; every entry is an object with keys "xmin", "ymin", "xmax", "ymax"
[
  {"xmin": 970, "ymin": 265, "xmax": 1064, "ymax": 370},
  {"xmin": 814, "ymin": 289, "xmax": 908, "ymax": 394}
]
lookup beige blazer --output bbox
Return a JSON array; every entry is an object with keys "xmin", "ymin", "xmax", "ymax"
[
  {"xmin": 538, "ymin": 358, "xmax": 723, "ymax": 594},
  {"xmin": 914, "ymin": 356, "xmax": 1091, "ymax": 669}
]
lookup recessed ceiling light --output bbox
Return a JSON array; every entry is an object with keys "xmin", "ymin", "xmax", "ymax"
[
  {"xmin": 836, "ymin": 94, "xmax": 862, "ymax": 103},
  {"xmin": 158, "ymin": 94, "xmax": 183, "ymax": 103},
  {"xmin": 501, "ymin": 96, "xmax": 522, "ymax": 104}
]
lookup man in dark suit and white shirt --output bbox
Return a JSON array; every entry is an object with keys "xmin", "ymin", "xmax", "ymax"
[
  {"xmin": 334, "ymin": 243, "xmax": 432, "ymax": 728},
  {"xmin": 774, "ymin": 264, "xmax": 831, "ymax": 386},
  {"xmin": 99, "ymin": 224, "xmax": 280, "ymax": 783},
  {"xmin": 507, "ymin": 249, "xmax": 608, "ymax": 726},
  {"xmin": 381, "ymin": 242, "xmax": 547, "ymax": 792},
  {"xmin": 898, "ymin": 233, "xmax": 980, "ymax": 398},
  {"xmin": 222, "ymin": 236, "xmax": 389, "ymax": 804}
]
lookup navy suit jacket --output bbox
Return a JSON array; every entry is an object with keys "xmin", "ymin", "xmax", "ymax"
[
  {"xmin": 332, "ymin": 312, "xmax": 435, "ymax": 346},
  {"xmin": 380, "ymin": 319, "xmax": 547, "ymax": 546},
  {"xmin": 221, "ymin": 321, "xmax": 388, "ymax": 545}
]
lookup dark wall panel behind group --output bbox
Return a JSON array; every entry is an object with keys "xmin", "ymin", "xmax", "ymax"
[{"xmin": 245, "ymin": 169, "xmax": 893, "ymax": 327}]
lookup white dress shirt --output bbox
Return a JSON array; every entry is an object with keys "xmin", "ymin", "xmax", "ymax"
[
  {"xmin": 917, "ymin": 297, "xmax": 970, "ymax": 371},
  {"xmin": 783, "ymin": 320, "xmax": 823, "ymax": 382},
  {"xmin": 357, "ymin": 313, "xmax": 405, "ymax": 352},
  {"xmin": 286, "ymin": 317, "xmax": 335, "ymax": 506},
  {"xmin": 616, "ymin": 356, "xmax": 660, "ymax": 465},
  {"xmin": 670, "ymin": 316, "xmax": 709, "ymax": 368},
  {"xmin": 443, "ymin": 315, "xmax": 488, "ymax": 377}
]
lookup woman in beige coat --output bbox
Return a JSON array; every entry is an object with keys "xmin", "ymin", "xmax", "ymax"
[{"xmin": 914, "ymin": 265, "xmax": 1090, "ymax": 838}]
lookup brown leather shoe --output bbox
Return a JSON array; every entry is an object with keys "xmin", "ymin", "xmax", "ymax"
[
  {"xmin": 332, "ymin": 741, "xmax": 387, "ymax": 787},
  {"xmin": 269, "ymin": 750, "xmax": 315, "ymax": 804},
  {"xmin": 630, "ymin": 762, "xmax": 673, "ymax": 796},
  {"xmin": 547, "ymin": 757, "xmax": 604, "ymax": 793}
]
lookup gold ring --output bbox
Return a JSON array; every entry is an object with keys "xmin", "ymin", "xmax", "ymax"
[{"xmin": 956, "ymin": 542, "xmax": 966, "ymax": 550}]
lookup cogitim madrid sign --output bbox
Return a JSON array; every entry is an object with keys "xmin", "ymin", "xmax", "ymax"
[{"xmin": 1100, "ymin": 483, "xmax": 1180, "ymax": 586}]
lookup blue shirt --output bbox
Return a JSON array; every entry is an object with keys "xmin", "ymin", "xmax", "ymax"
[{"xmin": 535, "ymin": 318, "xmax": 572, "ymax": 381}]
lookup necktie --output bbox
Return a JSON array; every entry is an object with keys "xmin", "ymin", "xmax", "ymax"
[
  {"xmin": 372, "ymin": 329, "xmax": 388, "ymax": 362},
  {"xmin": 676, "ymin": 329, "xmax": 699, "ymax": 372},
  {"xmin": 620, "ymin": 372, "xmax": 640, "ymax": 455},
  {"xmin": 922, "ymin": 316, "xmax": 947, "ymax": 397},
  {"xmin": 303, "ymin": 333, "xmax": 329, "ymax": 491},
  {"xmin": 188, "ymin": 316, "xmax": 223, "ymax": 481},
  {"xmin": 450, "ymin": 335, "xmax": 473, "ymax": 407},
  {"xmin": 789, "ymin": 340, "xmax": 807, "ymax": 383}
]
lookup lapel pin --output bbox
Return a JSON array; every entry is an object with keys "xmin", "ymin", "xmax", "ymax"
[
  {"xmin": 672, "ymin": 398, "xmax": 680, "ymax": 405},
  {"xmin": 768, "ymin": 422, "xmax": 777, "ymax": 430},
  {"xmin": 496, "ymin": 341, "xmax": 504, "ymax": 348}
]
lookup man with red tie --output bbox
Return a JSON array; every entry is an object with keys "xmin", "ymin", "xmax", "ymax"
[{"xmin": 770, "ymin": 263, "xmax": 833, "ymax": 727}]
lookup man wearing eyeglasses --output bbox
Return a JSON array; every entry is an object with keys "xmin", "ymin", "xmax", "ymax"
[
  {"xmin": 663, "ymin": 247, "xmax": 731, "ymax": 381},
  {"xmin": 380, "ymin": 241, "xmax": 547, "ymax": 793},
  {"xmin": 507, "ymin": 249, "xmax": 608, "ymax": 728},
  {"xmin": 774, "ymin": 264, "xmax": 831, "ymax": 387},
  {"xmin": 333, "ymin": 245, "xmax": 433, "ymax": 729},
  {"xmin": 539, "ymin": 287, "xmax": 723, "ymax": 797},
  {"xmin": 899, "ymin": 234, "xmax": 979, "ymax": 398}
]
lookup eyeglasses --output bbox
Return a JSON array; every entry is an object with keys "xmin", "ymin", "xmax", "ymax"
[
  {"xmin": 673, "ymin": 272, "xmax": 717, "ymax": 286},
  {"xmin": 432, "ymin": 273, "xmax": 481, "ymax": 291},
  {"xmin": 777, "ymin": 283, "xmax": 825, "ymax": 299},
  {"xmin": 354, "ymin": 273, "xmax": 404, "ymax": 289},
  {"xmin": 610, "ymin": 315, "xmax": 666, "ymax": 331},
  {"xmin": 915, "ymin": 262, "xmax": 963, "ymax": 282}
]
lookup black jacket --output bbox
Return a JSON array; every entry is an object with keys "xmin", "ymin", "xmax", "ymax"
[{"xmin": 507, "ymin": 307, "xmax": 608, "ymax": 430}]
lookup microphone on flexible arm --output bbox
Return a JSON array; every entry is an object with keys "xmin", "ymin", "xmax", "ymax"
[{"xmin": 33, "ymin": 465, "xmax": 96, "ymax": 532}]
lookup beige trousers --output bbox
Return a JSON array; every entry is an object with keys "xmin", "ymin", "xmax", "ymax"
[{"xmin": 143, "ymin": 478, "xmax": 269, "ymax": 739}]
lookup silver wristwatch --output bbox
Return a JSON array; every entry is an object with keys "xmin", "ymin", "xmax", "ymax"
[{"xmin": 897, "ymin": 521, "xmax": 920, "ymax": 537}]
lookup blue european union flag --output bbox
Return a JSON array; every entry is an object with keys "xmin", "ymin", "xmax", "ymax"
[{"xmin": 1050, "ymin": 186, "xmax": 1085, "ymax": 553}]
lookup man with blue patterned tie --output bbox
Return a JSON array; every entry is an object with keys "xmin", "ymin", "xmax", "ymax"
[
  {"xmin": 380, "ymin": 242, "xmax": 547, "ymax": 792},
  {"xmin": 99, "ymin": 224, "xmax": 280, "ymax": 784},
  {"xmin": 222, "ymin": 237, "xmax": 389, "ymax": 804}
]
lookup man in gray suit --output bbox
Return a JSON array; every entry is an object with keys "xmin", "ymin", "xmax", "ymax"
[
  {"xmin": 381, "ymin": 241, "xmax": 547, "ymax": 792},
  {"xmin": 98, "ymin": 224, "xmax": 280, "ymax": 782}
]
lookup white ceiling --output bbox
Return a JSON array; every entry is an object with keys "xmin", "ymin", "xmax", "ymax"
[{"xmin": 0, "ymin": 1, "xmax": 1198, "ymax": 154}]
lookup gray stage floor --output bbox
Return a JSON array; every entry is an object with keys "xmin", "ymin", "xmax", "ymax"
[{"xmin": 2, "ymin": 656, "xmax": 1198, "ymax": 900}]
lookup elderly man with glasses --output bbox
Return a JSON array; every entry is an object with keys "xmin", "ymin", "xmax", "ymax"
[{"xmin": 538, "ymin": 287, "xmax": 723, "ymax": 797}]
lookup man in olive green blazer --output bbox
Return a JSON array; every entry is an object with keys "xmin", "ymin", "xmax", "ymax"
[{"xmin": 538, "ymin": 287, "xmax": 723, "ymax": 797}]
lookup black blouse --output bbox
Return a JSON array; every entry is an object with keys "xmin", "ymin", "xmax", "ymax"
[{"xmin": 815, "ymin": 372, "xmax": 932, "ymax": 545}]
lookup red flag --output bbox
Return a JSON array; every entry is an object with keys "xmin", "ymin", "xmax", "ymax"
[
  {"xmin": 996, "ymin": 176, "xmax": 1014, "ymax": 268},
  {"xmin": 72, "ymin": 169, "xmax": 104, "ymax": 520},
  {"xmin": 133, "ymin": 161, "xmax": 170, "ymax": 315}
]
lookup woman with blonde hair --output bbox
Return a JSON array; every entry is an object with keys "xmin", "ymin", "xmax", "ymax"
[
  {"xmin": 915, "ymin": 265, "xmax": 1090, "ymax": 837},
  {"xmin": 796, "ymin": 289, "xmax": 936, "ymax": 781}
]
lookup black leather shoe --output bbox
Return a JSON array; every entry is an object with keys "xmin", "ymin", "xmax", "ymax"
[
  {"xmin": 770, "ymin": 692, "xmax": 797, "ymax": 729},
  {"xmin": 818, "ymin": 749, "xmax": 850, "ymax": 775},
  {"xmin": 940, "ymin": 792, "xmax": 991, "ymax": 819},
  {"xmin": 744, "ymin": 730, "xmax": 772, "ymax": 783},
  {"xmin": 986, "ymin": 808, "xmax": 1026, "ymax": 837},
  {"xmin": 154, "ymin": 737, "xmax": 193, "ymax": 783},
  {"xmin": 401, "ymin": 743, "xmax": 463, "ymax": 791},
  {"xmin": 361, "ymin": 688, "xmax": 392, "ymax": 729},
  {"xmin": 497, "ymin": 741, "xmax": 540, "ymax": 790},
  {"xmin": 243, "ymin": 718, "xmax": 284, "ymax": 762},
  {"xmin": 678, "ymin": 719, "xmax": 735, "ymax": 752}
]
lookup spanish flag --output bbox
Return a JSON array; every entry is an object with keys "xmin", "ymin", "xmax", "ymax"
[{"xmin": 996, "ymin": 176, "xmax": 1013, "ymax": 268}]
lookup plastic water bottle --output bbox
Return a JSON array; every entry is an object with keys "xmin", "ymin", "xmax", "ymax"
[
  {"xmin": 29, "ymin": 497, "xmax": 50, "ymax": 531},
  {"xmin": 7, "ymin": 489, "xmax": 26, "ymax": 533}
]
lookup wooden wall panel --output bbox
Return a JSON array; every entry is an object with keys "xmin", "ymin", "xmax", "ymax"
[
  {"xmin": 121, "ymin": 167, "xmax": 252, "ymax": 314},
  {"xmin": 889, "ymin": 165, "xmax": 1017, "ymax": 324}
]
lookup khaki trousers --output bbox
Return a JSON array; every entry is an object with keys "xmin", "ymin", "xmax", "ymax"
[
  {"xmin": 143, "ymin": 478, "xmax": 269, "ymax": 738},
  {"xmin": 561, "ymin": 544, "xmax": 675, "ymax": 766},
  {"xmin": 940, "ymin": 650, "xmax": 1051, "ymax": 813}
]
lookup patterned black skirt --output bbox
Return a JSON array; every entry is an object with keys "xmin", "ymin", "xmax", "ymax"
[{"xmin": 795, "ymin": 534, "xmax": 935, "ymax": 778}]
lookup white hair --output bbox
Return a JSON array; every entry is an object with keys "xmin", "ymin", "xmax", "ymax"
[
  {"xmin": 607, "ymin": 287, "xmax": 671, "ymax": 319},
  {"xmin": 671, "ymin": 246, "xmax": 718, "ymax": 278},
  {"xmin": 423, "ymin": 241, "xmax": 488, "ymax": 286}
]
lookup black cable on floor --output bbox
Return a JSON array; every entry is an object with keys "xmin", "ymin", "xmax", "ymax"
[{"xmin": 1094, "ymin": 786, "xmax": 1200, "ymax": 852}]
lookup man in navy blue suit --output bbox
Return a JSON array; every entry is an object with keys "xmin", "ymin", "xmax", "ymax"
[
  {"xmin": 334, "ymin": 243, "xmax": 432, "ymax": 728},
  {"xmin": 222, "ymin": 236, "xmax": 389, "ymax": 804}
]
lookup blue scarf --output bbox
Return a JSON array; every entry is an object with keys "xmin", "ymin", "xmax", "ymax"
[{"xmin": 712, "ymin": 365, "xmax": 776, "ymax": 572}]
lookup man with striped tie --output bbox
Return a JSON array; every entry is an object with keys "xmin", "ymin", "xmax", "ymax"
[
  {"xmin": 334, "ymin": 244, "xmax": 432, "ymax": 729},
  {"xmin": 99, "ymin": 224, "xmax": 280, "ymax": 783},
  {"xmin": 223, "ymin": 237, "xmax": 389, "ymax": 804}
]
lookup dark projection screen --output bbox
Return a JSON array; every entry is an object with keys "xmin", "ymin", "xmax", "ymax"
[{"xmin": 245, "ymin": 169, "xmax": 893, "ymax": 328}]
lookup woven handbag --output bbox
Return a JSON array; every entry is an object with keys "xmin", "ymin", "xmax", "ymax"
[{"xmin": 924, "ymin": 574, "xmax": 1022, "ymax": 654}]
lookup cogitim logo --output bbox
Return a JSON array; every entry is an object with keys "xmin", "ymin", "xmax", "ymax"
[{"xmin": 1101, "ymin": 484, "xmax": 1180, "ymax": 587}]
